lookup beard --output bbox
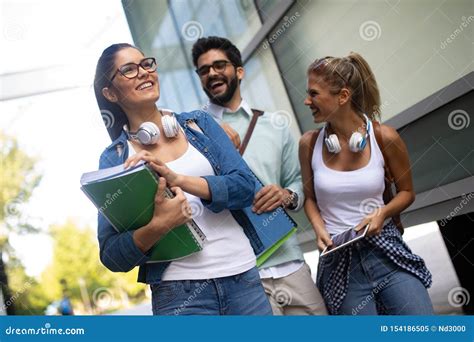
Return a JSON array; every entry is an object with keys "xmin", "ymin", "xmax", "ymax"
[{"xmin": 204, "ymin": 74, "xmax": 238, "ymax": 106}]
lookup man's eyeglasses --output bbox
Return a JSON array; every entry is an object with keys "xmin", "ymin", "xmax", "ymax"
[
  {"xmin": 110, "ymin": 57, "xmax": 157, "ymax": 82},
  {"xmin": 196, "ymin": 60, "xmax": 234, "ymax": 77}
]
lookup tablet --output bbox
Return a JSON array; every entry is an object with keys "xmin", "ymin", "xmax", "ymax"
[{"xmin": 320, "ymin": 224, "xmax": 369, "ymax": 257}]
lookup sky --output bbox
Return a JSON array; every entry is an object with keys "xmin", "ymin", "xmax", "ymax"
[{"xmin": 0, "ymin": 0, "xmax": 134, "ymax": 276}]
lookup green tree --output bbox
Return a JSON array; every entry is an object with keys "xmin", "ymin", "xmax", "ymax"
[
  {"xmin": 4, "ymin": 258, "xmax": 49, "ymax": 315},
  {"xmin": 0, "ymin": 131, "xmax": 42, "ymax": 314},
  {"xmin": 44, "ymin": 220, "xmax": 145, "ymax": 314}
]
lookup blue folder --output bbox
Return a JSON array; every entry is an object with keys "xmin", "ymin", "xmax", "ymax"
[{"xmin": 242, "ymin": 172, "xmax": 298, "ymax": 266}]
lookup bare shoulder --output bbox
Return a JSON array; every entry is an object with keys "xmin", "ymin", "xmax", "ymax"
[
  {"xmin": 379, "ymin": 123, "xmax": 410, "ymax": 159},
  {"xmin": 380, "ymin": 124, "xmax": 401, "ymax": 146}
]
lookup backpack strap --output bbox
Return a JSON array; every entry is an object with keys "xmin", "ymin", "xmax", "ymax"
[
  {"xmin": 372, "ymin": 121, "xmax": 404, "ymax": 234},
  {"xmin": 309, "ymin": 130, "xmax": 320, "ymax": 174},
  {"xmin": 300, "ymin": 129, "xmax": 321, "ymax": 203}
]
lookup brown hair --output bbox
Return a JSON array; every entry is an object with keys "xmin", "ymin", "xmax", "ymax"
[
  {"xmin": 307, "ymin": 52, "xmax": 381, "ymax": 120},
  {"xmin": 93, "ymin": 43, "xmax": 144, "ymax": 141}
]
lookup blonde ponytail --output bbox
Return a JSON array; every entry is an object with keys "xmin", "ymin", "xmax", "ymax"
[{"xmin": 307, "ymin": 52, "xmax": 381, "ymax": 120}]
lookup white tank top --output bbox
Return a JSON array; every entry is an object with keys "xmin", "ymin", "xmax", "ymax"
[
  {"xmin": 312, "ymin": 126, "xmax": 385, "ymax": 235},
  {"xmin": 129, "ymin": 141, "xmax": 256, "ymax": 280}
]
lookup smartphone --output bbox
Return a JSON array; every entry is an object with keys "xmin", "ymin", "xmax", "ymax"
[{"xmin": 320, "ymin": 224, "xmax": 369, "ymax": 257}]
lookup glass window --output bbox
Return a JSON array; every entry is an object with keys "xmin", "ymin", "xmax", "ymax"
[
  {"xmin": 401, "ymin": 96, "xmax": 473, "ymax": 193},
  {"xmin": 125, "ymin": 0, "xmax": 262, "ymax": 112},
  {"xmin": 268, "ymin": 0, "xmax": 473, "ymax": 132},
  {"xmin": 242, "ymin": 45, "xmax": 301, "ymax": 138}
]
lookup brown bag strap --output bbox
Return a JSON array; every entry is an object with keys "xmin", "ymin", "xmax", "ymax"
[
  {"xmin": 307, "ymin": 129, "xmax": 321, "ymax": 197},
  {"xmin": 309, "ymin": 129, "xmax": 320, "ymax": 168},
  {"xmin": 239, "ymin": 109, "xmax": 263, "ymax": 155},
  {"xmin": 372, "ymin": 121, "xmax": 404, "ymax": 234},
  {"xmin": 373, "ymin": 121, "xmax": 393, "ymax": 182}
]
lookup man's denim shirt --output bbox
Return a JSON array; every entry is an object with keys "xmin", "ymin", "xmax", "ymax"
[{"xmin": 97, "ymin": 110, "xmax": 264, "ymax": 284}]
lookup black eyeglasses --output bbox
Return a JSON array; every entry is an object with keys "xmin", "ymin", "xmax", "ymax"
[
  {"xmin": 110, "ymin": 57, "xmax": 157, "ymax": 82},
  {"xmin": 196, "ymin": 60, "xmax": 234, "ymax": 77}
]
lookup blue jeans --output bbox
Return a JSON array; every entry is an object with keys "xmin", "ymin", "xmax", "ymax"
[
  {"xmin": 322, "ymin": 241, "xmax": 434, "ymax": 315},
  {"xmin": 150, "ymin": 267, "xmax": 273, "ymax": 315}
]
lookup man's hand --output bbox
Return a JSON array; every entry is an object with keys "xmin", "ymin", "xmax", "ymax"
[
  {"xmin": 252, "ymin": 184, "xmax": 292, "ymax": 214},
  {"xmin": 220, "ymin": 123, "xmax": 241, "ymax": 149}
]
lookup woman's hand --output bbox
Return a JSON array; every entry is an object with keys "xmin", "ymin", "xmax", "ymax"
[
  {"xmin": 133, "ymin": 177, "xmax": 191, "ymax": 254},
  {"xmin": 125, "ymin": 150, "xmax": 212, "ymax": 201},
  {"xmin": 355, "ymin": 208, "xmax": 386, "ymax": 236},
  {"xmin": 316, "ymin": 228, "xmax": 333, "ymax": 252},
  {"xmin": 125, "ymin": 150, "xmax": 182, "ymax": 187},
  {"xmin": 148, "ymin": 177, "xmax": 190, "ymax": 232}
]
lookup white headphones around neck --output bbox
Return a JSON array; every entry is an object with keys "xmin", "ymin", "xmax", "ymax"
[
  {"xmin": 124, "ymin": 111, "xmax": 180, "ymax": 145},
  {"xmin": 324, "ymin": 114, "xmax": 371, "ymax": 154}
]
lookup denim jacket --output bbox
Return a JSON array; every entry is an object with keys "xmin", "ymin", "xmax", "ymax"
[{"xmin": 97, "ymin": 110, "xmax": 264, "ymax": 284}]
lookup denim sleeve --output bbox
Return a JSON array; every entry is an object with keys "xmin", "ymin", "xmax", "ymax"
[
  {"xmin": 280, "ymin": 128, "xmax": 304, "ymax": 211},
  {"xmin": 198, "ymin": 112, "xmax": 255, "ymax": 213},
  {"xmin": 97, "ymin": 214, "xmax": 151, "ymax": 272},
  {"xmin": 96, "ymin": 150, "xmax": 150, "ymax": 272}
]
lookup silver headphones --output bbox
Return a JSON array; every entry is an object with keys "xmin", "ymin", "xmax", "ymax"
[
  {"xmin": 324, "ymin": 114, "xmax": 371, "ymax": 153},
  {"xmin": 125, "ymin": 112, "xmax": 180, "ymax": 145}
]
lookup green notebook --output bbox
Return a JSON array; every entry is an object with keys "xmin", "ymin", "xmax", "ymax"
[{"xmin": 80, "ymin": 162, "xmax": 206, "ymax": 263}]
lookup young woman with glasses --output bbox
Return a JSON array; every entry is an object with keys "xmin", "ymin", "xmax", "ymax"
[
  {"xmin": 93, "ymin": 43, "xmax": 272, "ymax": 315},
  {"xmin": 299, "ymin": 52, "xmax": 434, "ymax": 315}
]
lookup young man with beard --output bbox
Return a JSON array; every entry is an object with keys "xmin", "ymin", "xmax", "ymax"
[{"xmin": 191, "ymin": 36, "xmax": 327, "ymax": 315}]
